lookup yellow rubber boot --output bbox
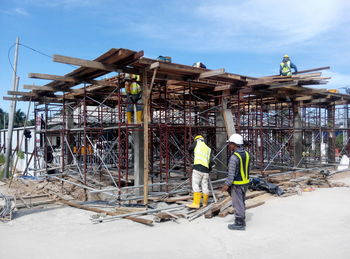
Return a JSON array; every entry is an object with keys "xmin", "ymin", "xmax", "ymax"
[
  {"xmin": 202, "ymin": 193, "xmax": 209, "ymax": 207},
  {"xmin": 186, "ymin": 192, "xmax": 201, "ymax": 209},
  {"xmin": 126, "ymin": 112, "xmax": 132, "ymax": 124},
  {"xmin": 136, "ymin": 110, "xmax": 143, "ymax": 124}
]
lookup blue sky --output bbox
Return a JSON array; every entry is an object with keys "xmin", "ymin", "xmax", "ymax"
[{"xmin": 1, "ymin": 0, "xmax": 350, "ymax": 116}]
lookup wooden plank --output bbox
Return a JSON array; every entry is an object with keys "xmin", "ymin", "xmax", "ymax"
[
  {"xmin": 149, "ymin": 62, "xmax": 160, "ymax": 70},
  {"xmin": 59, "ymin": 199, "xmax": 153, "ymax": 225},
  {"xmin": 3, "ymin": 96, "xmax": 28, "ymax": 101},
  {"xmin": 295, "ymin": 66, "xmax": 330, "ymax": 74},
  {"xmin": 268, "ymin": 83, "xmax": 298, "ymax": 89},
  {"xmin": 204, "ymin": 196, "xmax": 231, "ymax": 218},
  {"xmin": 7, "ymin": 91, "xmax": 37, "ymax": 97},
  {"xmin": 53, "ymin": 54, "xmax": 121, "ymax": 72},
  {"xmin": 295, "ymin": 96, "xmax": 313, "ymax": 101},
  {"xmin": 199, "ymin": 68, "xmax": 225, "ymax": 79},
  {"xmin": 218, "ymin": 200, "xmax": 265, "ymax": 217},
  {"xmin": 214, "ymin": 84, "xmax": 231, "ymax": 92},
  {"xmin": 29, "ymin": 73, "xmax": 78, "ymax": 83},
  {"xmin": 23, "ymin": 85, "xmax": 58, "ymax": 91}
]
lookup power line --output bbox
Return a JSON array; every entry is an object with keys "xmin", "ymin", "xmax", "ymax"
[{"xmin": 7, "ymin": 41, "xmax": 77, "ymax": 69}]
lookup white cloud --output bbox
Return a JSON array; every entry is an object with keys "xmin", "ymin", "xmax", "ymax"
[
  {"xmin": 2, "ymin": 7, "xmax": 29, "ymax": 16},
  {"xmin": 127, "ymin": 0, "xmax": 350, "ymax": 53},
  {"xmin": 324, "ymin": 71, "xmax": 350, "ymax": 90},
  {"xmin": 21, "ymin": 0, "xmax": 100, "ymax": 8},
  {"xmin": 13, "ymin": 7, "xmax": 28, "ymax": 15}
]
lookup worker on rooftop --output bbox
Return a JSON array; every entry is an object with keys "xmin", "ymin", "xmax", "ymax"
[
  {"xmin": 279, "ymin": 54, "xmax": 297, "ymax": 76},
  {"xmin": 187, "ymin": 135, "xmax": 214, "ymax": 209},
  {"xmin": 124, "ymin": 74, "xmax": 143, "ymax": 124},
  {"xmin": 221, "ymin": 133, "xmax": 251, "ymax": 230},
  {"xmin": 193, "ymin": 62, "xmax": 207, "ymax": 69}
]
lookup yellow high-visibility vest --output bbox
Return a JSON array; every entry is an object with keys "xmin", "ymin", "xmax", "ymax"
[
  {"xmin": 280, "ymin": 61, "xmax": 292, "ymax": 76},
  {"xmin": 194, "ymin": 141, "xmax": 211, "ymax": 168},
  {"xmin": 126, "ymin": 82, "xmax": 141, "ymax": 95},
  {"xmin": 232, "ymin": 151, "xmax": 250, "ymax": 185}
]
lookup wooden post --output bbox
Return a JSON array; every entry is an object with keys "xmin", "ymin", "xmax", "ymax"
[
  {"xmin": 4, "ymin": 37, "xmax": 20, "ymax": 178},
  {"xmin": 293, "ymin": 102, "xmax": 303, "ymax": 166},
  {"xmin": 143, "ymin": 67, "xmax": 158, "ymax": 205},
  {"xmin": 143, "ymin": 70, "xmax": 149, "ymax": 205}
]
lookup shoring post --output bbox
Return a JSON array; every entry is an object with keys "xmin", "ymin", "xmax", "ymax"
[
  {"xmin": 83, "ymin": 84, "xmax": 87, "ymax": 185},
  {"xmin": 4, "ymin": 37, "xmax": 20, "ymax": 178}
]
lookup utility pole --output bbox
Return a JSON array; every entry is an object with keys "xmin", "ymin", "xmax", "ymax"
[{"xmin": 4, "ymin": 37, "xmax": 20, "ymax": 179}]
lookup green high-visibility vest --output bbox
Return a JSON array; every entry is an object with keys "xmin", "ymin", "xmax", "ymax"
[
  {"xmin": 232, "ymin": 151, "xmax": 250, "ymax": 185},
  {"xmin": 280, "ymin": 61, "xmax": 292, "ymax": 76},
  {"xmin": 194, "ymin": 141, "xmax": 211, "ymax": 168}
]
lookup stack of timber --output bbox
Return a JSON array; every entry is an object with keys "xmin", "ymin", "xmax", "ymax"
[{"xmin": 247, "ymin": 66, "xmax": 331, "ymax": 89}]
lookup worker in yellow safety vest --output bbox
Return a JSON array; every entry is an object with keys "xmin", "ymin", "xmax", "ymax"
[
  {"xmin": 221, "ymin": 133, "xmax": 251, "ymax": 230},
  {"xmin": 187, "ymin": 135, "xmax": 214, "ymax": 209},
  {"xmin": 124, "ymin": 74, "xmax": 143, "ymax": 124},
  {"xmin": 279, "ymin": 54, "xmax": 298, "ymax": 76}
]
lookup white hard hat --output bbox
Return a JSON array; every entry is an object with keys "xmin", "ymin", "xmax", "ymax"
[{"xmin": 227, "ymin": 133, "xmax": 244, "ymax": 145}]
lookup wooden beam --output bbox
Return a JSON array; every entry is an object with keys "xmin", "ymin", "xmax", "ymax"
[
  {"xmin": 85, "ymin": 79, "xmax": 117, "ymax": 87},
  {"xmin": 7, "ymin": 91, "xmax": 37, "ymax": 97},
  {"xmin": 214, "ymin": 84, "xmax": 231, "ymax": 92},
  {"xmin": 295, "ymin": 96, "xmax": 313, "ymax": 101},
  {"xmin": 295, "ymin": 66, "xmax": 330, "ymax": 74},
  {"xmin": 59, "ymin": 199, "xmax": 153, "ymax": 225},
  {"xmin": 3, "ymin": 96, "xmax": 28, "ymax": 101},
  {"xmin": 53, "ymin": 54, "xmax": 121, "ymax": 72},
  {"xmin": 23, "ymin": 85, "xmax": 57, "ymax": 91},
  {"xmin": 143, "ymin": 68, "xmax": 158, "ymax": 205},
  {"xmin": 199, "ymin": 68, "xmax": 225, "ymax": 79},
  {"xmin": 29, "ymin": 73, "xmax": 78, "ymax": 83},
  {"xmin": 149, "ymin": 62, "xmax": 160, "ymax": 70}
]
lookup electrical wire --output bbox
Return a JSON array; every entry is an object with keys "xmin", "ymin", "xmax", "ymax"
[
  {"xmin": 7, "ymin": 41, "xmax": 77, "ymax": 71},
  {"xmin": 7, "ymin": 43, "xmax": 16, "ymax": 73}
]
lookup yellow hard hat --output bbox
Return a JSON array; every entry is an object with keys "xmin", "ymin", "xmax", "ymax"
[
  {"xmin": 194, "ymin": 135, "xmax": 204, "ymax": 141},
  {"xmin": 131, "ymin": 74, "xmax": 140, "ymax": 81},
  {"xmin": 283, "ymin": 54, "xmax": 289, "ymax": 58}
]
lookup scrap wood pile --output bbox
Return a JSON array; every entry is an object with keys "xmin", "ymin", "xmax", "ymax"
[
  {"xmin": 264, "ymin": 168, "xmax": 349, "ymax": 196},
  {"xmin": 87, "ymin": 189, "xmax": 271, "ymax": 225}
]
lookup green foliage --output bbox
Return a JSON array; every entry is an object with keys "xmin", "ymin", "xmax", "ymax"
[
  {"xmin": 0, "ymin": 108, "xmax": 33, "ymax": 129},
  {"xmin": 17, "ymin": 150, "xmax": 25, "ymax": 160},
  {"xmin": 0, "ymin": 153, "xmax": 5, "ymax": 165},
  {"xmin": 336, "ymin": 134, "xmax": 344, "ymax": 149}
]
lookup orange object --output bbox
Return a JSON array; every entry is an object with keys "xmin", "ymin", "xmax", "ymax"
[{"xmin": 303, "ymin": 187, "xmax": 315, "ymax": 192}]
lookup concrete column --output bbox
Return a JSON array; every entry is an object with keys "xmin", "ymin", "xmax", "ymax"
[
  {"xmin": 216, "ymin": 111, "xmax": 228, "ymax": 172},
  {"xmin": 64, "ymin": 106, "xmax": 75, "ymax": 165},
  {"xmin": 133, "ymin": 130, "xmax": 144, "ymax": 196},
  {"xmin": 327, "ymin": 105, "xmax": 336, "ymax": 162},
  {"xmin": 293, "ymin": 103, "xmax": 303, "ymax": 167}
]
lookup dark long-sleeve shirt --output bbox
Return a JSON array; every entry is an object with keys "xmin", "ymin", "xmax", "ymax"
[{"xmin": 225, "ymin": 147, "xmax": 249, "ymax": 186}]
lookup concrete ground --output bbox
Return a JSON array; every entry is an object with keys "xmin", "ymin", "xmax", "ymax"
[{"xmin": 1, "ymin": 178, "xmax": 350, "ymax": 259}]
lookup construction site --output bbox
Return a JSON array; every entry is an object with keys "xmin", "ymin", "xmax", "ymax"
[{"xmin": 1, "ymin": 47, "xmax": 350, "ymax": 258}]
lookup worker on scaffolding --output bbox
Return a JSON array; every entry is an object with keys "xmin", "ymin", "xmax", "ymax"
[
  {"xmin": 187, "ymin": 135, "xmax": 214, "ymax": 209},
  {"xmin": 221, "ymin": 133, "xmax": 251, "ymax": 230},
  {"xmin": 124, "ymin": 74, "xmax": 143, "ymax": 124},
  {"xmin": 279, "ymin": 54, "xmax": 298, "ymax": 76}
]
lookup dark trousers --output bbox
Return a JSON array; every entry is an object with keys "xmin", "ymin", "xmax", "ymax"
[{"xmin": 231, "ymin": 185, "xmax": 248, "ymax": 219}]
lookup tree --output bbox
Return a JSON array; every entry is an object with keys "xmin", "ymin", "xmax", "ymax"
[
  {"xmin": 14, "ymin": 109, "xmax": 26, "ymax": 127},
  {"xmin": 0, "ymin": 108, "xmax": 8, "ymax": 129}
]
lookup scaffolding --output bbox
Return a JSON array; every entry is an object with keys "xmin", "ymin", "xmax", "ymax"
[{"xmin": 5, "ymin": 48, "xmax": 350, "ymax": 203}]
